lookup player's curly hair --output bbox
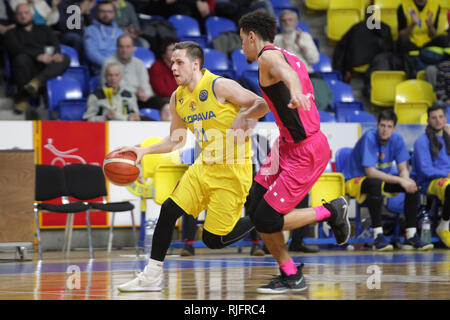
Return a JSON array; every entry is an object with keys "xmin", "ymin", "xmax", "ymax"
[{"xmin": 238, "ymin": 10, "xmax": 277, "ymax": 43}]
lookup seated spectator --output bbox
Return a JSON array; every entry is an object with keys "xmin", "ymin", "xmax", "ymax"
[
  {"xmin": 84, "ymin": 0, "xmax": 124, "ymax": 74},
  {"xmin": 100, "ymin": 34, "xmax": 169, "ymax": 110},
  {"xmin": 111, "ymin": 0, "xmax": 149, "ymax": 48},
  {"xmin": 4, "ymin": 2, "xmax": 70, "ymax": 113},
  {"xmin": 84, "ymin": 62, "xmax": 141, "ymax": 121},
  {"xmin": 413, "ymin": 102, "xmax": 450, "ymax": 248},
  {"xmin": 343, "ymin": 110, "xmax": 433, "ymax": 251},
  {"xmin": 273, "ymin": 9, "xmax": 319, "ymax": 77},
  {"xmin": 215, "ymin": 0, "xmax": 274, "ymax": 24},
  {"xmin": 0, "ymin": 0, "xmax": 15, "ymax": 36},
  {"xmin": 10, "ymin": 0, "xmax": 60, "ymax": 26},
  {"xmin": 397, "ymin": 0, "xmax": 449, "ymax": 52},
  {"xmin": 149, "ymin": 36, "xmax": 178, "ymax": 98},
  {"xmin": 56, "ymin": 0, "xmax": 96, "ymax": 64}
]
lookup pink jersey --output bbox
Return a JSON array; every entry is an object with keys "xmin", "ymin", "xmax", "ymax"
[{"xmin": 258, "ymin": 45, "xmax": 321, "ymax": 143}]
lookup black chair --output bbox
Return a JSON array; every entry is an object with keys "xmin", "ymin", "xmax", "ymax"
[
  {"xmin": 34, "ymin": 165, "xmax": 90, "ymax": 260},
  {"xmin": 63, "ymin": 164, "xmax": 138, "ymax": 257}
]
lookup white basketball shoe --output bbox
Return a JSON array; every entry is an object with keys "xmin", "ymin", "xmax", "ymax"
[{"xmin": 118, "ymin": 259, "xmax": 164, "ymax": 292}]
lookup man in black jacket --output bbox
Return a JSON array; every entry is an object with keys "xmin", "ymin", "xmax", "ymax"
[{"xmin": 4, "ymin": 3, "xmax": 70, "ymax": 113}]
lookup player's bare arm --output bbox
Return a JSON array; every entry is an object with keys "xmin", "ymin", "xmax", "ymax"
[
  {"xmin": 112, "ymin": 92, "xmax": 187, "ymax": 163},
  {"xmin": 214, "ymin": 77, "xmax": 269, "ymax": 132},
  {"xmin": 258, "ymin": 50, "xmax": 310, "ymax": 110}
]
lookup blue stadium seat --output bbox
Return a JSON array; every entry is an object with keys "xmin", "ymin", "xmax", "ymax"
[
  {"xmin": 58, "ymin": 99, "xmax": 87, "ymax": 121},
  {"xmin": 204, "ymin": 48, "xmax": 234, "ymax": 78},
  {"xmin": 46, "ymin": 75, "xmax": 84, "ymax": 119},
  {"xmin": 205, "ymin": 16, "xmax": 237, "ymax": 44},
  {"xmin": 134, "ymin": 47, "xmax": 155, "ymax": 69},
  {"xmin": 168, "ymin": 15, "xmax": 207, "ymax": 47},
  {"xmin": 140, "ymin": 108, "xmax": 161, "ymax": 121},
  {"xmin": 63, "ymin": 66, "xmax": 90, "ymax": 96},
  {"xmin": 89, "ymin": 75, "xmax": 100, "ymax": 93},
  {"xmin": 270, "ymin": 0, "xmax": 292, "ymax": 7},
  {"xmin": 335, "ymin": 101, "xmax": 364, "ymax": 121},
  {"xmin": 2, "ymin": 46, "xmax": 14, "ymax": 96},
  {"xmin": 344, "ymin": 109, "xmax": 377, "ymax": 123},
  {"xmin": 335, "ymin": 147, "xmax": 352, "ymax": 173},
  {"xmin": 230, "ymin": 49, "xmax": 258, "ymax": 79},
  {"xmin": 240, "ymin": 70, "xmax": 261, "ymax": 96},
  {"xmin": 318, "ymin": 110, "xmax": 336, "ymax": 122},
  {"xmin": 312, "ymin": 53, "xmax": 342, "ymax": 80},
  {"xmin": 325, "ymin": 79, "xmax": 355, "ymax": 111},
  {"xmin": 60, "ymin": 44, "xmax": 80, "ymax": 67}
]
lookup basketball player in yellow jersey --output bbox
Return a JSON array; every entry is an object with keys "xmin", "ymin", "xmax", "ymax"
[{"xmin": 116, "ymin": 41, "xmax": 270, "ymax": 292}]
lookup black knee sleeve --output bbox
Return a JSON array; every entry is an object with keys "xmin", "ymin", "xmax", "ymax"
[
  {"xmin": 202, "ymin": 230, "xmax": 226, "ymax": 249},
  {"xmin": 250, "ymin": 198, "xmax": 284, "ymax": 234}
]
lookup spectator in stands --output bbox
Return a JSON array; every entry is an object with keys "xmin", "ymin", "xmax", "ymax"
[
  {"xmin": 111, "ymin": 0, "xmax": 149, "ymax": 48},
  {"xmin": 4, "ymin": 2, "xmax": 70, "ymax": 113},
  {"xmin": 397, "ymin": 0, "xmax": 449, "ymax": 52},
  {"xmin": 101, "ymin": 34, "xmax": 169, "ymax": 110},
  {"xmin": 413, "ymin": 102, "xmax": 450, "ymax": 248},
  {"xmin": 215, "ymin": 0, "xmax": 274, "ymax": 24},
  {"xmin": 343, "ymin": 110, "xmax": 433, "ymax": 251},
  {"xmin": 273, "ymin": 9, "xmax": 319, "ymax": 77},
  {"xmin": 56, "ymin": 0, "xmax": 96, "ymax": 64},
  {"xmin": 10, "ymin": 0, "xmax": 60, "ymax": 26},
  {"xmin": 84, "ymin": 62, "xmax": 141, "ymax": 121},
  {"xmin": 0, "ymin": 0, "xmax": 15, "ymax": 36},
  {"xmin": 149, "ymin": 36, "xmax": 178, "ymax": 98},
  {"xmin": 84, "ymin": 0, "xmax": 124, "ymax": 74}
]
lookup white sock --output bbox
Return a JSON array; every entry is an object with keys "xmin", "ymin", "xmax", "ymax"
[
  {"xmin": 439, "ymin": 219, "xmax": 450, "ymax": 231},
  {"xmin": 406, "ymin": 227, "xmax": 417, "ymax": 239},
  {"xmin": 145, "ymin": 258, "xmax": 163, "ymax": 273},
  {"xmin": 373, "ymin": 227, "xmax": 383, "ymax": 238}
]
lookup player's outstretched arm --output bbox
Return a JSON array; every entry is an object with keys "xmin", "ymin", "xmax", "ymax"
[
  {"xmin": 213, "ymin": 77, "xmax": 269, "ymax": 133},
  {"xmin": 111, "ymin": 92, "xmax": 187, "ymax": 163},
  {"xmin": 258, "ymin": 50, "xmax": 310, "ymax": 110}
]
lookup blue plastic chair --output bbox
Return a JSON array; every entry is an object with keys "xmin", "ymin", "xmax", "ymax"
[
  {"xmin": 205, "ymin": 16, "xmax": 237, "ymax": 44},
  {"xmin": 318, "ymin": 110, "xmax": 336, "ymax": 122},
  {"xmin": 313, "ymin": 53, "xmax": 332, "ymax": 73},
  {"xmin": 140, "ymin": 108, "xmax": 161, "ymax": 121},
  {"xmin": 168, "ymin": 14, "xmax": 201, "ymax": 37},
  {"xmin": 63, "ymin": 66, "xmax": 90, "ymax": 96},
  {"xmin": 60, "ymin": 44, "xmax": 80, "ymax": 67},
  {"xmin": 58, "ymin": 99, "xmax": 87, "ymax": 120},
  {"xmin": 325, "ymin": 79, "xmax": 355, "ymax": 111},
  {"xmin": 335, "ymin": 101, "xmax": 364, "ymax": 121},
  {"xmin": 46, "ymin": 75, "xmax": 84, "ymax": 119},
  {"xmin": 231, "ymin": 49, "xmax": 258, "ymax": 79},
  {"xmin": 2, "ymin": 46, "xmax": 14, "ymax": 96},
  {"xmin": 344, "ymin": 110, "xmax": 377, "ymax": 123},
  {"xmin": 240, "ymin": 70, "xmax": 261, "ymax": 96},
  {"xmin": 133, "ymin": 47, "xmax": 155, "ymax": 69},
  {"xmin": 270, "ymin": 0, "xmax": 292, "ymax": 7},
  {"xmin": 89, "ymin": 75, "xmax": 100, "ymax": 93},
  {"xmin": 204, "ymin": 48, "xmax": 234, "ymax": 78}
]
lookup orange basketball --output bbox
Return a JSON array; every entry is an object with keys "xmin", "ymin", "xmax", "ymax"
[{"xmin": 103, "ymin": 151, "xmax": 140, "ymax": 186}]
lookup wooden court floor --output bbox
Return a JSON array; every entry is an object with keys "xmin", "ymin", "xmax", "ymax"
[{"xmin": 0, "ymin": 247, "xmax": 449, "ymax": 300}]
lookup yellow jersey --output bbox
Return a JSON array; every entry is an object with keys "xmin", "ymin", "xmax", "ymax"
[
  {"xmin": 175, "ymin": 69, "xmax": 251, "ymax": 165},
  {"xmin": 401, "ymin": 0, "xmax": 440, "ymax": 47}
]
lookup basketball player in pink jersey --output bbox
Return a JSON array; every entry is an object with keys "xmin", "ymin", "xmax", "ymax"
[{"xmin": 236, "ymin": 10, "xmax": 350, "ymax": 294}]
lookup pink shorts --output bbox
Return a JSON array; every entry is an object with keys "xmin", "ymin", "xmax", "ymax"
[{"xmin": 254, "ymin": 131, "xmax": 331, "ymax": 214}]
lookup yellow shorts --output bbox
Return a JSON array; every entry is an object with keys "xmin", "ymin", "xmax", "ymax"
[
  {"xmin": 345, "ymin": 176, "xmax": 398, "ymax": 203},
  {"xmin": 170, "ymin": 163, "xmax": 253, "ymax": 236},
  {"xmin": 427, "ymin": 177, "xmax": 450, "ymax": 204}
]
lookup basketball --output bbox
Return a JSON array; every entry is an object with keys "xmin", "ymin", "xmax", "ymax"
[{"xmin": 103, "ymin": 151, "xmax": 140, "ymax": 186}]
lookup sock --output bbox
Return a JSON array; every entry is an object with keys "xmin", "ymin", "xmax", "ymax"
[
  {"xmin": 406, "ymin": 227, "xmax": 417, "ymax": 239},
  {"xmin": 314, "ymin": 205, "xmax": 331, "ymax": 221},
  {"xmin": 145, "ymin": 258, "xmax": 163, "ymax": 274},
  {"xmin": 373, "ymin": 227, "xmax": 383, "ymax": 238},
  {"xmin": 439, "ymin": 219, "xmax": 450, "ymax": 231},
  {"xmin": 279, "ymin": 258, "xmax": 297, "ymax": 276}
]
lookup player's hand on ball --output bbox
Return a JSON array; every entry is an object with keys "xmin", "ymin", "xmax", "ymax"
[{"xmin": 111, "ymin": 146, "xmax": 145, "ymax": 164}]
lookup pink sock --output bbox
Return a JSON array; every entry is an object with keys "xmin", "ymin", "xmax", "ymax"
[
  {"xmin": 314, "ymin": 205, "xmax": 331, "ymax": 222},
  {"xmin": 279, "ymin": 258, "xmax": 297, "ymax": 276}
]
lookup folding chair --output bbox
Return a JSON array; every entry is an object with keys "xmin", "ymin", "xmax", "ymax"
[
  {"xmin": 394, "ymin": 80, "xmax": 436, "ymax": 123},
  {"xmin": 63, "ymin": 164, "xmax": 138, "ymax": 257},
  {"xmin": 34, "ymin": 165, "xmax": 89, "ymax": 260}
]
